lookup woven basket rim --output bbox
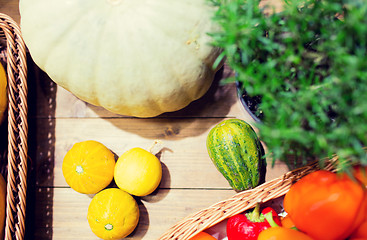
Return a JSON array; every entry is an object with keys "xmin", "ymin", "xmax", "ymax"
[
  {"xmin": 158, "ymin": 157, "xmax": 338, "ymax": 240},
  {"xmin": 0, "ymin": 13, "xmax": 29, "ymax": 240}
]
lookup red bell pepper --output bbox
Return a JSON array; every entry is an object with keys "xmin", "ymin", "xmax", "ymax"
[{"xmin": 226, "ymin": 203, "xmax": 281, "ymax": 240}]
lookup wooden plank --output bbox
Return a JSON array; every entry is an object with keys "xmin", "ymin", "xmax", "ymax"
[
  {"xmin": 0, "ymin": 0, "xmax": 20, "ymax": 23},
  {"xmin": 33, "ymin": 117, "xmax": 232, "ymax": 189},
  {"xmin": 31, "ymin": 116, "xmax": 288, "ymax": 188},
  {"xmin": 53, "ymin": 78, "xmax": 245, "ymax": 119},
  {"xmin": 27, "ymin": 57, "xmax": 288, "ymax": 191},
  {"xmin": 28, "ymin": 60, "xmax": 288, "ymax": 190},
  {"xmin": 28, "ymin": 62, "xmax": 243, "ymax": 119},
  {"xmin": 26, "ymin": 187, "xmax": 236, "ymax": 240}
]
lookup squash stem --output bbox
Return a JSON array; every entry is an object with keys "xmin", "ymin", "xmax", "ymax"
[
  {"xmin": 264, "ymin": 212, "xmax": 280, "ymax": 227},
  {"xmin": 75, "ymin": 165, "xmax": 84, "ymax": 174},
  {"xmin": 105, "ymin": 223, "xmax": 113, "ymax": 231}
]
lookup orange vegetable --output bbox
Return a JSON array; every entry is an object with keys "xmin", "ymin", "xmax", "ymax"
[
  {"xmin": 353, "ymin": 165, "xmax": 367, "ymax": 187},
  {"xmin": 87, "ymin": 188, "xmax": 139, "ymax": 239},
  {"xmin": 349, "ymin": 220, "xmax": 367, "ymax": 239},
  {"xmin": 62, "ymin": 140, "xmax": 116, "ymax": 194},
  {"xmin": 284, "ymin": 170, "xmax": 366, "ymax": 240},
  {"xmin": 349, "ymin": 187, "xmax": 367, "ymax": 239},
  {"xmin": 257, "ymin": 226, "xmax": 313, "ymax": 240},
  {"xmin": 189, "ymin": 232, "xmax": 217, "ymax": 240},
  {"xmin": 280, "ymin": 215, "xmax": 296, "ymax": 229},
  {"xmin": 0, "ymin": 63, "xmax": 7, "ymax": 125}
]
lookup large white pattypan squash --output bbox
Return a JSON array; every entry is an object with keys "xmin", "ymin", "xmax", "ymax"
[{"xmin": 20, "ymin": 0, "xmax": 223, "ymax": 117}]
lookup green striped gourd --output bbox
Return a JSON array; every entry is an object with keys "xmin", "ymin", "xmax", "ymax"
[{"xmin": 206, "ymin": 119, "xmax": 266, "ymax": 191}]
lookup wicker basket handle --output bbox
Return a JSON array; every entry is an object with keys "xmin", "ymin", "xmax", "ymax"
[
  {"xmin": 158, "ymin": 158, "xmax": 337, "ymax": 240},
  {"xmin": 0, "ymin": 13, "xmax": 29, "ymax": 240}
]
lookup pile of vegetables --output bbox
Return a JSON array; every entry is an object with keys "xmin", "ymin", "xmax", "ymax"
[
  {"xmin": 202, "ymin": 116, "xmax": 367, "ymax": 239},
  {"xmin": 206, "ymin": 0, "xmax": 367, "ymax": 236},
  {"xmin": 192, "ymin": 166, "xmax": 367, "ymax": 240},
  {"xmin": 204, "ymin": 117, "xmax": 367, "ymax": 239},
  {"xmin": 62, "ymin": 140, "xmax": 163, "ymax": 239},
  {"xmin": 16, "ymin": 0, "xmax": 367, "ymax": 239},
  {"xmin": 206, "ymin": 0, "xmax": 367, "ymax": 238}
]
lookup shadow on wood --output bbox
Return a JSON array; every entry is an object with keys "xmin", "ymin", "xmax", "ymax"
[
  {"xmin": 86, "ymin": 65, "xmax": 238, "ymax": 140},
  {"xmin": 26, "ymin": 56, "xmax": 56, "ymax": 240}
]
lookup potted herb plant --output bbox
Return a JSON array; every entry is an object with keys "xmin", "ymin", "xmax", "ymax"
[{"xmin": 210, "ymin": 0, "xmax": 367, "ymax": 172}]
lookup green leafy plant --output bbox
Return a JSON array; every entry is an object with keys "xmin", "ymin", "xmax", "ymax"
[{"xmin": 210, "ymin": 0, "xmax": 367, "ymax": 172}]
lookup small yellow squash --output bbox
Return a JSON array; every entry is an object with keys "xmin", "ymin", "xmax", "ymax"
[
  {"xmin": 114, "ymin": 147, "xmax": 162, "ymax": 197},
  {"xmin": 62, "ymin": 140, "xmax": 115, "ymax": 194},
  {"xmin": 87, "ymin": 188, "xmax": 139, "ymax": 240}
]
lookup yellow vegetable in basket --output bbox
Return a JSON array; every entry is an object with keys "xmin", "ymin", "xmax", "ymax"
[
  {"xmin": 19, "ymin": 0, "xmax": 223, "ymax": 117},
  {"xmin": 62, "ymin": 140, "xmax": 115, "ymax": 194},
  {"xmin": 87, "ymin": 188, "xmax": 139, "ymax": 240},
  {"xmin": 0, "ymin": 174, "xmax": 6, "ymax": 238},
  {"xmin": 0, "ymin": 63, "xmax": 7, "ymax": 125},
  {"xmin": 114, "ymin": 147, "xmax": 162, "ymax": 197}
]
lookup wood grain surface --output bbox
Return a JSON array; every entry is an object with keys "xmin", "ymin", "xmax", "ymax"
[{"xmin": 0, "ymin": 1, "xmax": 289, "ymax": 239}]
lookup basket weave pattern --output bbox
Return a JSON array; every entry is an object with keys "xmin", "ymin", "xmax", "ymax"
[
  {"xmin": 159, "ymin": 158, "xmax": 337, "ymax": 240},
  {"xmin": 0, "ymin": 13, "xmax": 28, "ymax": 240}
]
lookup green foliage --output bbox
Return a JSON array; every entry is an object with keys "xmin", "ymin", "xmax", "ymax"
[{"xmin": 210, "ymin": 0, "xmax": 367, "ymax": 171}]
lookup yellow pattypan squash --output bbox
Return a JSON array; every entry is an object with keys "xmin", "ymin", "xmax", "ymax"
[
  {"xmin": 87, "ymin": 188, "xmax": 139, "ymax": 240},
  {"xmin": 114, "ymin": 147, "xmax": 162, "ymax": 197},
  {"xmin": 62, "ymin": 140, "xmax": 115, "ymax": 194}
]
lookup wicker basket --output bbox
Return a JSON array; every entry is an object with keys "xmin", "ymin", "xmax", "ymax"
[
  {"xmin": 0, "ymin": 13, "xmax": 29, "ymax": 240},
  {"xmin": 159, "ymin": 158, "xmax": 338, "ymax": 240}
]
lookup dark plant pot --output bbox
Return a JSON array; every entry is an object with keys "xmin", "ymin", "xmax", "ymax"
[{"xmin": 236, "ymin": 81, "xmax": 263, "ymax": 123}]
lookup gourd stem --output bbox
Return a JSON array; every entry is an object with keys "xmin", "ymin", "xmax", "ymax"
[
  {"xmin": 75, "ymin": 165, "xmax": 84, "ymax": 174},
  {"xmin": 264, "ymin": 212, "xmax": 280, "ymax": 227},
  {"xmin": 246, "ymin": 203, "xmax": 261, "ymax": 221},
  {"xmin": 148, "ymin": 140, "xmax": 163, "ymax": 155},
  {"xmin": 105, "ymin": 223, "xmax": 113, "ymax": 231}
]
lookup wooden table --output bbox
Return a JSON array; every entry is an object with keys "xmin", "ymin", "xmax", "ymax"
[{"xmin": 0, "ymin": 2, "xmax": 289, "ymax": 239}]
